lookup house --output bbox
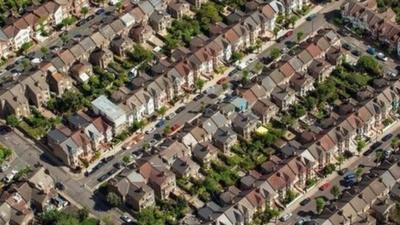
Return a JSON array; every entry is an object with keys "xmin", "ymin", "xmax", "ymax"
[
  {"xmin": 213, "ymin": 126, "xmax": 237, "ymax": 153},
  {"xmin": 0, "ymin": 189, "xmax": 34, "ymax": 225},
  {"xmin": 231, "ymin": 96, "xmax": 249, "ymax": 112},
  {"xmin": 251, "ymin": 98, "xmax": 279, "ymax": 124},
  {"xmin": 171, "ymin": 156, "xmax": 200, "ymax": 178},
  {"xmin": 325, "ymin": 46, "xmax": 343, "ymax": 65},
  {"xmin": 0, "ymin": 84, "xmax": 31, "ymax": 119},
  {"xmin": 107, "ymin": 170, "xmax": 155, "ymax": 211},
  {"xmin": 289, "ymin": 73, "xmax": 315, "ymax": 97},
  {"xmin": 21, "ymin": 71, "xmax": 50, "ymax": 110},
  {"xmin": 70, "ymin": 61, "xmax": 93, "ymax": 83},
  {"xmin": 44, "ymin": 65, "xmax": 72, "ymax": 96},
  {"xmin": 130, "ymin": 25, "xmax": 153, "ymax": 43},
  {"xmin": 138, "ymin": 162, "xmax": 176, "ymax": 200},
  {"xmin": 167, "ymin": 1, "xmax": 191, "ymax": 19},
  {"xmin": 2, "ymin": 17, "xmax": 32, "ymax": 50},
  {"xmin": 158, "ymin": 140, "xmax": 190, "ymax": 166},
  {"xmin": 91, "ymin": 95, "xmax": 128, "ymax": 134},
  {"xmin": 149, "ymin": 11, "xmax": 172, "ymax": 33},
  {"xmin": 271, "ymin": 85, "xmax": 296, "ymax": 110},
  {"xmin": 89, "ymin": 48, "xmax": 113, "ymax": 69},
  {"xmin": 186, "ymin": 0, "xmax": 207, "ymax": 8},
  {"xmin": 232, "ymin": 112, "xmax": 259, "ymax": 140},
  {"xmin": 110, "ymin": 35, "xmax": 134, "ymax": 57},
  {"xmin": 47, "ymin": 125, "xmax": 92, "ymax": 169},
  {"xmin": 70, "ymin": 44, "xmax": 87, "ymax": 62},
  {"xmin": 308, "ymin": 59, "xmax": 333, "ymax": 82},
  {"xmin": 134, "ymin": 88, "xmax": 155, "ymax": 115},
  {"xmin": 192, "ymin": 142, "xmax": 218, "ymax": 165},
  {"xmin": 67, "ymin": 112, "xmax": 112, "ymax": 151}
]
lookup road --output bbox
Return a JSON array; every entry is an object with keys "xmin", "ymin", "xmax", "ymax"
[{"xmin": 0, "ymin": 0, "xmax": 347, "ymax": 223}]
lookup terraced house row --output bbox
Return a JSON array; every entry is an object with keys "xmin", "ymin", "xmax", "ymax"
[
  {"xmin": 0, "ymin": 0, "xmax": 89, "ymax": 56},
  {"xmin": 0, "ymin": 0, "xmax": 315, "ymax": 169},
  {"xmin": 341, "ymin": 0, "xmax": 400, "ymax": 56}
]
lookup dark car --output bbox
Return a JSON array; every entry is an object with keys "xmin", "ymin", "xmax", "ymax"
[
  {"xmin": 306, "ymin": 14, "xmax": 317, "ymax": 21},
  {"xmin": 382, "ymin": 134, "xmax": 393, "ymax": 142},
  {"xmin": 107, "ymin": 168, "xmax": 118, "ymax": 176},
  {"xmin": 97, "ymin": 174, "xmax": 109, "ymax": 182},
  {"xmin": 351, "ymin": 49, "xmax": 361, "ymax": 56},
  {"xmin": 0, "ymin": 125, "xmax": 11, "ymax": 134},
  {"xmin": 342, "ymin": 43, "xmax": 352, "ymax": 50},
  {"xmin": 300, "ymin": 198, "xmax": 311, "ymax": 206},
  {"xmin": 193, "ymin": 94, "xmax": 204, "ymax": 101},
  {"xmin": 153, "ymin": 133, "xmax": 163, "ymax": 140},
  {"xmin": 102, "ymin": 155, "xmax": 115, "ymax": 163},
  {"xmin": 175, "ymin": 106, "xmax": 186, "ymax": 114},
  {"xmin": 113, "ymin": 162, "xmax": 122, "ymax": 169},
  {"xmin": 76, "ymin": 20, "xmax": 86, "ymax": 26},
  {"xmin": 363, "ymin": 148, "xmax": 374, "ymax": 156},
  {"xmin": 338, "ymin": 168, "xmax": 349, "ymax": 176},
  {"xmin": 371, "ymin": 141, "xmax": 382, "ymax": 150},
  {"xmin": 228, "ymin": 69, "xmax": 239, "ymax": 77},
  {"xmin": 55, "ymin": 182, "xmax": 65, "ymax": 191},
  {"xmin": 95, "ymin": 9, "xmax": 105, "ymax": 15},
  {"xmin": 87, "ymin": 14, "xmax": 95, "ymax": 20},
  {"xmin": 261, "ymin": 56, "xmax": 273, "ymax": 64}
]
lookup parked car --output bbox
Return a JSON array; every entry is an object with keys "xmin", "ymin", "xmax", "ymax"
[
  {"xmin": 351, "ymin": 49, "xmax": 361, "ymax": 56},
  {"xmin": 77, "ymin": 20, "xmax": 86, "ymax": 26},
  {"xmin": 228, "ymin": 69, "xmax": 239, "ymax": 77},
  {"xmin": 0, "ymin": 163, "xmax": 10, "ymax": 172},
  {"xmin": 261, "ymin": 56, "xmax": 273, "ymax": 64},
  {"xmin": 306, "ymin": 14, "xmax": 317, "ymax": 21},
  {"xmin": 95, "ymin": 8, "xmax": 105, "ymax": 15},
  {"xmin": 97, "ymin": 174, "xmax": 109, "ymax": 182},
  {"xmin": 285, "ymin": 30, "xmax": 294, "ymax": 37},
  {"xmin": 171, "ymin": 123, "xmax": 180, "ymax": 132},
  {"xmin": 299, "ymin": 198, "xmax": 311, "ymax": 206},
  {"xmin": 145, "ymin": 127, "xmax": 156, "ymax": 134},
  {"xmin": 338, "ymin": 168, "xmax": 349, "ymax": 176},
  {"xmin": 3, "ymin": 170, "xmax": 18, "ymax": 183},
  {"xmin": 319, "ymin": 182, "xmax": 331, "ymax": 191},
  {"xmin": 367, "ymin": 46, "xmax": 376, "ymax": 55},
  {"xmin": 55, "ymin": 182, "xmax": 65, "ymax": 191},
  {"xmin": 155, "ymin": 119, "xmax": 165, "ymax": 128},
  {"xmin": 102, "ymin": 155, "xmax": 115, "ymax": 163},
  {"xmin": 280, "ymin": 213, "xmax": 292, "ymax": 222},
  {"xmin": 383, "ymin": 149, "xmax": 392, "ymax": 159},
  {"xmin": 87, "ymin": 14, "xmax": 95, "ymax": 20},
  {"xmin": 113, "ymin": 162, "xmax": 122, "ymax": 169},
  {"xmin": 121, "ymin": 214, "xmax": 133, "ymax": 223},
  {"xmin": 342, "ymin": 43, "xmax": 352, "ymax": 50},
  {"xmin": 166, "ymin": 112, "xmax": 176, "ymax": 120},
  {"xmin": 382, "ymin": 134, "xmax": 393, "ymax": 142},
  {"xmin": 175, "ymin": 106, "xmax": 186, "ymax": 114},
  {"xmin": 376, "ymin": 52, "xmax": 388, "ymax": 61},
  {"xmin": 371, "ymin": 141, "xmax": 382, "ymax": 150},
  {"xmin": 217, "ymin": 77, "xmax": 229, "ymax": 85}
]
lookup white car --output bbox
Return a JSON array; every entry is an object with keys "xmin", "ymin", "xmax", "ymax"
[
  {"xmin": 31, "ymin": 58, "xmax": 42, "ymax": 64},
  {"xmin": 376, "ymin": 52, "xmax": 388, "ymax": 61},
  {"xmin": 0, "ymin": 163, "xmax": 10, "ymax": 172},
  {"xmin": 166, "ymin": 112, "xmax": 176, "ymax": 120},
  {"xmin": 145, "ymin": 127, "xmax": 156, "ymax": 134},
  {"xmin": 280, "ymin": 213, "xmax": 292, "ymax": 222},
  {"xmin": 121, "ymin": 214, "xmax": 133, "ymax": 223},
  {"xmin": 3, "ymin": 170, "xmax": 17, "ymax": 183}
]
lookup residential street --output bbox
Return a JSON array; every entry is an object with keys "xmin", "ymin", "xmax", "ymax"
[
  {"xmin": 0, "ymin": 0, "xmax": 365, "ymax": 223},
  {"xmin": 277, "ymin": 121, "xmax": 400, "ymax": 225}
]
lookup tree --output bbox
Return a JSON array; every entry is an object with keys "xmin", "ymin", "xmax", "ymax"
[
  {"xmin": 296, "ymin": 31, "xmax": 304, "ymax": 43},
  {"xmin": 195, "ymin": 79, "xmax": 205, "ymax": 93},
  {"xmin": 196, "ymin": 2, "xmax": 222, "ymax": 32},
  {"xmin": 132, "ymin": 120, "xmax": 145, "ymax": 132},
  {"xmin": 375, "ymin": 149, "xmax": 383, "ymax": 166},
  {"xmin": 241, "ymin": 70, "xmax": 250, "ymax": 85},
  {"xmin": 41, "ymin": 47, "xmax": 49, "ymax": 57},
  {"xmin": 355, "ymin": 167, "xmax": 364, "ymax": 181},
  {"xmin": 336, "ymin": 155, "xmax": 345, "ymax": 170},
  {"xmin": 231, "ymin": 51, "xmax": 243, "ymax": 62},
  {"xmin": 81, "ymin": 7, "xmax": 89, "ymax": 18},
  {"xmin": 330, "ymin": 185, "xmax": 340, "ymax": 200},
  {"xmin": 356, "ymin": 139, "xmax": 366, "ymax": 155},
  {"xmin": 270, "ymin": 48, "xmax": 281, "ymax": 59},
  {"xmin": 106, "ymin": 192, "xmax": 122, "ymax": 207},
  {"xmin": 391, "ymin": 137, "xmax": 400, "ymax": 150},
  {"xmin": 163, "ymin": 124, "xmax": 172, "ymax": 136},
  {"xmin": 101, "ymin": 215, "xmax": 116, "ymax": 225},
  {"xmin": 6, "ymin": 115, "xmax": 20, "ymax": 127},
  {"xmin": 77, "ymin": 207, "xmax": 90, "ymax": 221},
  {"xmin": 315, "ymin": 197, "xmax": 326, "ymax": 214},
  {"xmin": 157, "ymin": 106, "xmax": 167, "ymax": 118},
  {"xmin": 136, "ymin": 207, "xmax": 165, "ymax": 225},
  {"xmin": 357, "ymin": 55, "xmax": 383, "ymax": 76},
  {"xmin": 122, "ymin": 155, "xmax": 132, "ymax": 164},
  {"xmin": 128, "ymin": 44, "xmax": 154, "ymax": 65}
]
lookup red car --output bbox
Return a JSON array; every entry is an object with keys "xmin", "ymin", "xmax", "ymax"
[
  {"xmin": 217, "ymin": 77, "xmax": 229, "ymax": 85},
  {"xmin": 285, "ymin": 30, "xmax": 294, "ymax": 37},
  {"xmin": 171, "ymin": 123, "xmax": 180, "ymax": 132},
  {"xmin": 319, "ymin": 182, "xmax": 331, "ymax": 191}
]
